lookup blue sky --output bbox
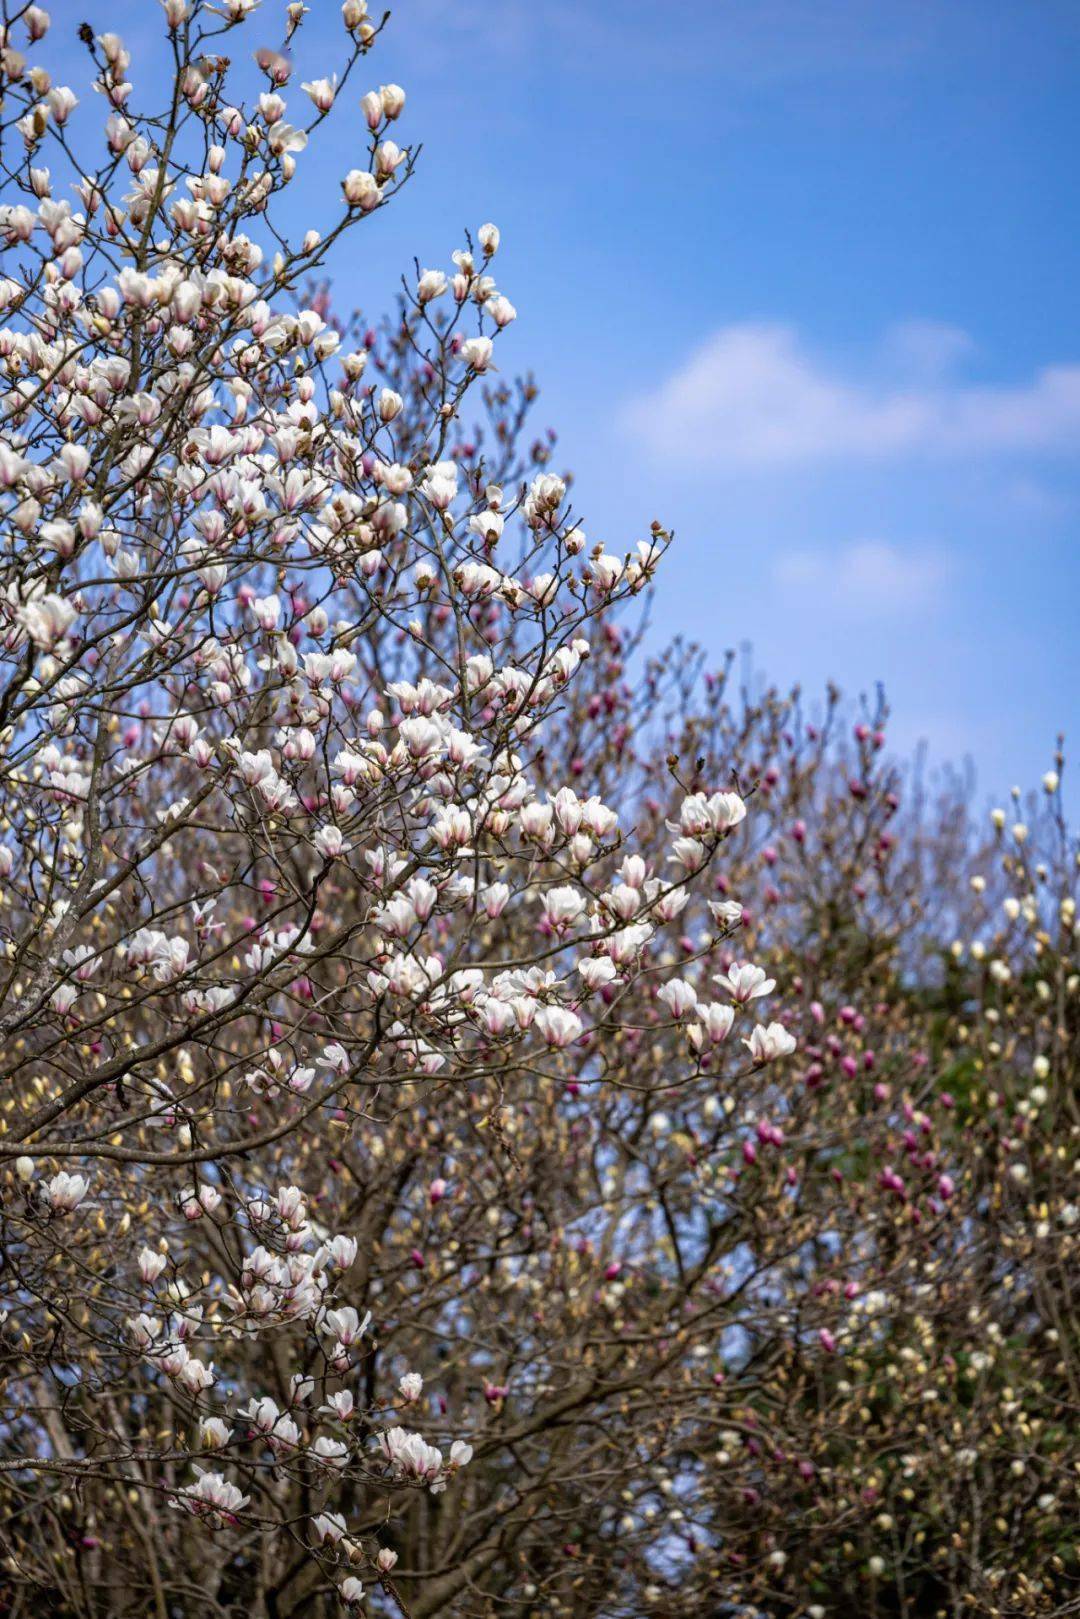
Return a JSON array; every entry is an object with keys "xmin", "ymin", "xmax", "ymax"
[
  {"xmin": 360, "ymin": 0, "xmax": 1080, "ymax": 804},
  {"xmin": 54, "ymin": 0, "xmax": 1080, "ymax": 803}
]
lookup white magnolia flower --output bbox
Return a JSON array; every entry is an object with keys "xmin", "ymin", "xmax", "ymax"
[
  {"xmin": 314, "ymin": 825, "xmax": 350, "ymax": 859},
  {"xmin": 322, "ymin": 1306, "xmax": 371, "ymax": 1346},
  {"xmin": 312, "ymin": 1511, "xmax": 348, "ymax": 1544},
  {"xmin": 377, "ymin": 1425, "xmax": 443, "ymax": 1483},
  {"xmin": 18, "ymin": 592, "xmax": 76, "ymax": 648},
  {"xmin": 713, "ymin": 962, "xmax": 775, "ymax": 1003},
  {"xmin": 173, "ymin": 1469, "xmax": 249, "ymax": 1527},
  {"xmin": 533, "ymin": 1005, "xmax": 583, "ymax": 1049},
  {"xmin": 139, "ymin": 1246, "xmax": 168, "ymax": 1284},
  {"xmin": 743, "ymin": 1022, "xmax": 797, "ymax": 1063},
  {"xmin": 44, "ymin": 1171, "xmax": 89, "ymax": 1212}
]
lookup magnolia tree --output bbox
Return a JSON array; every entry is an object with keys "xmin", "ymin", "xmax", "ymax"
[
  {"xmin": 0, "ymin": 5, "xmax": 1077, "ymax": 1619},
  {"xmin": 0, "ymin": 4, "xmax": 797, "ymax": 1615}
]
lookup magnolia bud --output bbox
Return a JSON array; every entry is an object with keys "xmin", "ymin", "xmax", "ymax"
[
  {"xmin": 15, "ymin": 1156, "xmax": 35, "ymax": 1184},
  {"xmin": 375, "ymin": 141, "xmax": 404, "ymax": 180},
  {"xmin": 378, "ymin": 388, "xmax": 403, "ymax": 422}
]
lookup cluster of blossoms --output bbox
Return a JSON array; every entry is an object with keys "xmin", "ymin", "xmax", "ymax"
[{"xmin": 376, "ymin": 1426, "xmax": 473, "ymax": 1493}]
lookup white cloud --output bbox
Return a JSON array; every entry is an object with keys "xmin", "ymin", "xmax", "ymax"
[
  {"xmin": 623, "ymin": 323, "xmax": 1080, "ymax": 470},
  {"xmin": 773, "ymin": 539, "xmax": 950, "ymax": 613}
]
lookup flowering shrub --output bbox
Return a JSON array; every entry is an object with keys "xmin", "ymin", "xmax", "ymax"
[
  {"xmin": 0, "ymin": 5, "xmax": 1075, "ymax": 1618},
  {"xmin": 581, "ymin": 665, "xmax": 1079, "ymax": 1617}
]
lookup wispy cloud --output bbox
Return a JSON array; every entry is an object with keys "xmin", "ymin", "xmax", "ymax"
[
  {"xmin": 623, "ymin": 323, "xmax": 1080, "ymax": 470},
  {"xmin": 773, "ymin": 539, "xmax": 951, "ymax": 614}
]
